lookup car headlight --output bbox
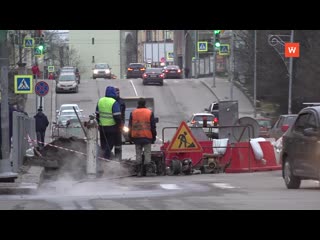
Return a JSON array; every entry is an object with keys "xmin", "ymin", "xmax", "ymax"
[
  {"xmin": 105, "ymin": 69, "xmax": 110, "ymax": 74},
  {"xmin": 123, "ymin": 126, "xmax": 129, "ymax": 132},
  {"xmin": 93, "ymin": 70, "xmax": 98, "ymax": 74}
]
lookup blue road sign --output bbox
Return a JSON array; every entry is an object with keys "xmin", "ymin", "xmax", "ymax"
[
  {"xmin": 24, "ymin": 38, "xmax": 34, "ymax": 48},
  {"xmin": 219, "ymin": 44, "xmax": 230, "ymax": 55},
  {"xmin": 14, "ymin": 75, "xmax": 33, "ymax": 94},
  {"xmin": 35, "ymin": 81, "xmax": 49, "ymax": 96},
  {"xmin": 197, "ymin": 41, "xmax": 208, "ymax": 52}
]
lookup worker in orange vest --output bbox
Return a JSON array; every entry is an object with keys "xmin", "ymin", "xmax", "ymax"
[{"xmin": 128, "ymin": 98, "xmax": 157, "ymax": 176}]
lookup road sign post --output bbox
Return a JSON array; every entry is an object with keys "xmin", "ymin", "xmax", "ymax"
[{"xmin": 35, "ymin": 81, "xmax": 49, "ymax": 109}]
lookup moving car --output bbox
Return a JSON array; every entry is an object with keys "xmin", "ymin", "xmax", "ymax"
[
  {"xmin": 282, "ymin": 105, "xmax": 320, "ymax": 189},
  {"xmin": 163, "ymin": 65, "xmax": 182, "ymax": 79},
  {"xmin": 92, "ymin": 63, "xmax": 112, "ymax": 79},
  {"xmin": 126, "ymin": 63, "xmax": 146, "ymax": 79},
  {"xmin": 142, "ymin": 68, "xmax": 164, "ymax": 86},
  {"xmin": 187, "ymin": 112, "xmax": 219, "ymax": 139},
  {"xmin": 60, "ymin": 66, "xmax": 80, "ymax": 84},
  {"xmin": 56, "ymin": 73, "xmax": 79, "ymax": 93}
]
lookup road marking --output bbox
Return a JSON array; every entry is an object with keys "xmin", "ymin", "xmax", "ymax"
[
  {"xmin": 212, "ymin": 183, "xmax": 236, "ymax": 189},
  {"xmin": 130, "ymin": 80, "xmax": 138, "ymax": 96},
  {"xmin": 160, "ymin": 184, "xmax": 181, "ymax": 190}
]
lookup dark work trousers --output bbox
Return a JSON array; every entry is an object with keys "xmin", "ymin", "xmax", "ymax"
[
  {"xmin": 99, "ymin": 126, "xmax": 118, "ymax": 159},
  {"xmin": 36, "ymin": 131, "xmax": 45, "ymax": 149},
  {"xmin": 114, "ymin": 130, "xmax": 122, "ymax": 161}
]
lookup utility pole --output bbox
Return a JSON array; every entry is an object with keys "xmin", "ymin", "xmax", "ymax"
[
  {"xmin": 194, "ymin": 30, "xmax": 198, "ymax": 78},
  {"xmin": 212, "ymin": 31, "xmax": 216, "ymax": 88},
  {"xmin": 230, "ymin": 31, "xmax": 234, "ymax": 100},
  {"xmin": 288, "ymin": 30, "xmax": 294, "ymax": 115},
  {"xmin": 253, "ymin": 30, "xmax": 257, "ymax": 117},
  {"xmin": 164, "ymin": 30, "xmax": 167, "ymax": 65}
]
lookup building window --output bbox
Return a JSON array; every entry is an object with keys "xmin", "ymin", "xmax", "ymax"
[
  {"xmin": 146, "ymin": 30, "xmax": 152, "ymax": 42},
  {"xmin": 92, "ymin": 56, "xmax": 95, "ymax": 63},
  {"xmin": 92, "ymin": 37, "xmax": 94, "ymax": 45},
  {"xmin": 165, "ymin": 31, "xmax": 173, "ymax": 41}
]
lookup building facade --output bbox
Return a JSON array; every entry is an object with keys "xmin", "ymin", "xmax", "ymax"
[
  {"xmin": 69, "ymin": 30, "xmax": 121, "ymax": 79},
  {"xmin": 137, "ymin": 30, "xmax": 174, "ymax": 67}
]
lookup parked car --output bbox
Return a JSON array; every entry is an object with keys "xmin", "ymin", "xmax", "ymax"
[
  {"xmin": 56, "ymin": 104, "xmax": 83, "ymax": 120},
  {"xmin": 204, "ymin": 102, "xmax": 219, "ymax": 123},
  {"xmin": 187, "ymin": 112, "xmax": 219, "ymax": 139},
  {"xmin": 163, "ymin": 65, "xmax": 182, "ymax": 79},
  {"xmin": 56, "ymin": 73, "xmax": 79, "ymax": 93},
  {"xmin": 282, "ymin": 105, "xmax": 320, "ymax": 189},
  {"xmin": 142, "ymin": 68, "xmax": 164, "ymax": 86},
  {"xmin": 60, "ymin": 66, "xmax": 80, "ymax": 84},
  {"xmin": 268, "ymin": 114, "xmax": 298, "ymax": 140},
  {"xmin": 255, "ymin": 118, "xmax": 272, "ymax": 138},
  {"xmin": 126, "ymin": 63, "xmax": 146, "ymax": 79},
  {"xmin": 92, "ymin": 63, "xmax": 112, "ymax": 79}
]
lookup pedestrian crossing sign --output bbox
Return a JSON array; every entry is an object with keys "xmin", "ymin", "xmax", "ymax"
[
  {"xmin": 197, "ymin": 41, "xmax": 208, "ymax": 52},
  {"xmin": 166, "ymin": 121, "xmax": 202, "ymax": 153},
  {"xmin": 14, "ymin": 75, "xmax": 33, "ymax": 94}
]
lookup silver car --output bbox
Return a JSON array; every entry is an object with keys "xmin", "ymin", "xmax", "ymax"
[
  {"xmin": 56, "ymin": 73, "xmax": 79, "ymax": 93},
  {"xmin": 92, "ymin": 63, "xmax": 112, "ymax": 79}
]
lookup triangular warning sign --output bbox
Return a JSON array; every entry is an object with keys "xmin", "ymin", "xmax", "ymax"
[
  {"xmin": 18, "ymin": 79, "xmax": 30, "ymax": 90},
  {"xmin": 166, "ymin": 121, "xmax": 203, "ymax": 153}
]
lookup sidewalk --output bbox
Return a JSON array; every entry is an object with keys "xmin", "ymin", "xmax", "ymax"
[
  {"xmin": 0, "ymin": 79, "xmax": 56, "ymax": 194},
  {"xmin": 199, "ymin": 76, "xmax": 256, "ymax": 118}
]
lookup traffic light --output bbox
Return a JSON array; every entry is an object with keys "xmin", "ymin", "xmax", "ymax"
[
  {"xmin": 214, "ymin": 30, "xmax": 221, "ymax": 48},
  {"xmin": 35, "ymin": 37, "xmax": 45, "ymax": 55}
]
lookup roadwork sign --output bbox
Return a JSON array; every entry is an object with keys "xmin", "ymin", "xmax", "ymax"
[
  {"xmin": 166, "ymin": 121, "xmax": 202, "ymax": 153},
  {"xmin": 14, "ymin": 75, "xmax": 33, "ymax": 94}
]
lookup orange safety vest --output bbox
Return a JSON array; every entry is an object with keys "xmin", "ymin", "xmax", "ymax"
[{"xmin": 131, "ymin": 108, "xmax": 153, "ymax": 139}]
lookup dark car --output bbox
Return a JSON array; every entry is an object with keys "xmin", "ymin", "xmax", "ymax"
[
  {"xmin": 269, "ymin": 114, "xmax": 298, "ymax": 140},
  {"xmin": 255, "ymin": 118, "xmax": 272, "ymax": 138},
  {"xmin": 281, "ymin": 106, "xmax": 320, "ymax": 189},
  {"xmin": 126, "ymin": 63, "xmax": 146, "ymax": 79},
  {"xmin": 92, "ymin": 63, "xmax": 112, "ymax": 79},
  {"xmin": 142, "ymin": 68, "xmax": 164, "ymax": 86},
  {"xmin": 163, "ymin": 65, "xmax": 182, "ymax": 79}
]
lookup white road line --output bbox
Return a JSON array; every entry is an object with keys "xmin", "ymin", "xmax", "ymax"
[
  {"xmin": 212, "ymin": 183, "xmax": 236, "ymax": 189},
  {"xmin": 160, "ymin": 184, "xmax": 181, "ymax": 190},
  {"xmin": 130, "ymin": 80, "xmax": 138, "ymax": 96}
]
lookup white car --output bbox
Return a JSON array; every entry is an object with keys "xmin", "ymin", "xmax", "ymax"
[
  {"xmin": 187, "ymin": 112, "xmax": 219, "ymax": 138},
  {"xmin": 56, "ymin": 104, "xmax": 83, "ymax": 119},
  {"xmin": 55, "ymin": 110, "xmax": 83, "ymax": 126}
]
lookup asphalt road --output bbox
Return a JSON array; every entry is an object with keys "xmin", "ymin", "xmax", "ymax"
[{"xmin": 5, "ymin": 77, "xmax": 318, "ymax": 210}]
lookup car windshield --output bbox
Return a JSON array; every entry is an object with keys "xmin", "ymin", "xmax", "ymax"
[
  {"xmin": 145, "ymin": 68, "xmax": 162, "ymax": 73},
  {"xmin": 129, "ymin": 64, "xmax": 144, "ymax": 68},
  {"xmin": 257, "ymin": 120, "xmax": 271, "ymax": 127},
  {"xmin": 60, "ymin": 105, "xmax": 79, "ymax": 111},
  {"xmin": 286, "ymin": 116, "xmax": 297, "ymax": 126},
  {"xmin": 95, "ymin": 64, "xmax": 108, "ymax": 69},
  {"xmin": 59, "ymin": 74, "xmax": 75, "ymax": 81},
  {"xmin": 60, "ymin": 111, "xmax": 77, "ymax": 116}
]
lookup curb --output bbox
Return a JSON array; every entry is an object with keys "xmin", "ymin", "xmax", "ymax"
[{"xmin": 0, "ymin": 166, "xmax": 45, "ymax": 194}]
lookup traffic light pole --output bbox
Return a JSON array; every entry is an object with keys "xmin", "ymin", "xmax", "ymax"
[{"xmin": 212, "ymin": 33, "xmax": 216, "ymax": 88}]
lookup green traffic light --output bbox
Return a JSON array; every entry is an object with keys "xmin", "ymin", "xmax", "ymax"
[
  {"xmin": 215, "ymin": 42, "xmax": 221, "ymax": 48},
  {"xmin": 214, "ymin": 30, "xmax": 221, "ymax": 34},
  {"xmin": 38, "ymin": 45, "xmax": 44, "ymax": 51}
]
